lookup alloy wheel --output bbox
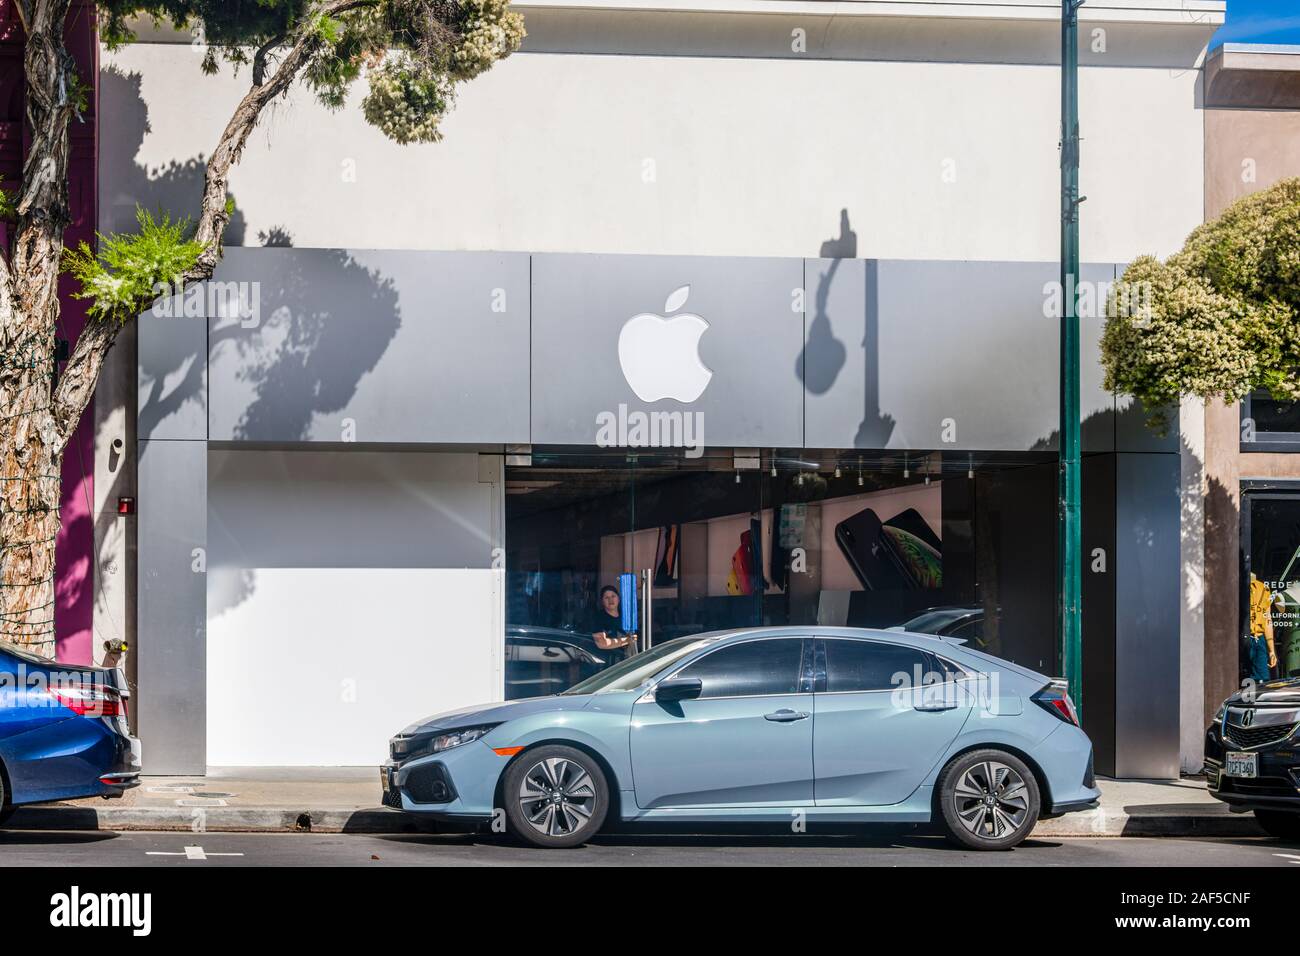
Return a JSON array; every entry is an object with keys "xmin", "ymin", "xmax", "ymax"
[
  {"xmin": 951, "ymin": 760, "xmax": 1030, "ymax": 840},
  {"xmin": 516, "ymin": 756, "xmax": 598, "ymax": 838}
]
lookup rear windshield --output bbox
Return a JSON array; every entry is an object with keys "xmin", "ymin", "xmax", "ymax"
[{"xmin": 0, "ymin": 638, "xmax": 54, "ymax": 665}]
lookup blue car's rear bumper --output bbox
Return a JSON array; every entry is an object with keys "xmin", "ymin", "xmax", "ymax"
[{"xmin": 3, "ymin": 715, "xmax": 142, "ymax": 806}]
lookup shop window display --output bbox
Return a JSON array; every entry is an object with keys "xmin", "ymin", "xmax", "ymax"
[
  {"xmin": 503, "ymin": 449, "xmax": 1058, "ymax": 699},
  {"xmin": 1244, "ymin": 491, "xmax": 1300, "ymax": 681}
]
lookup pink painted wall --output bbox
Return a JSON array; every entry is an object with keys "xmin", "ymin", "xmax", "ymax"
[
  {"xmin": 55, "ymin": 2, "xmax": 99, "ymax": 664},
  {"xmin": 0, "ymin": 1, "xmax": 98, "ymax": 663}
]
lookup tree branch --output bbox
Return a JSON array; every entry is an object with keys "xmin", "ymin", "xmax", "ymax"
[
  {"xmin": 251, "ymin": 31, "xmax": 287, "ymax": 88},
  {"xmin": 49, "ymin": 0, "xmax": 379, "ymax": 447},
  {"xmin": 182, "ymin": 0, "xmax": 378, "ymax": 285},
  {"xmin": 49, "ymin": 318, "xmax": 117, "ymax": 458}
]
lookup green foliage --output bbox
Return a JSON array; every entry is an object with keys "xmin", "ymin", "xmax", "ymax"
[
  {"xmin": 0, "ymin": 176, "xmax": 15, "ymax": 221},
  {"xmin": 66, "ymin": 73, "xmax": 93, "ymax": 117},
  {"xmin": 1101, "ymin": 178, "xmax": 1300, "ymax": 421},
  {"xmin": 99, "ymin": 1, "xmax": 308, "ymax": 53},
  {"xmin": 360, "ymin": 54, "xmax": 452, "ymax": 144},
  {"xmin": 98, "ymin": 1, "xmax": 524, "ymax": 142},
  {"xmin": 63, "ymin": 208, "xmax": 205, "ymax": 324},
  {"xmin": 360, "ymin": 0, "xmax": 524, "ymax": 142},
  {"xmin": 447, "ymin": 0, "xmax": 526, "ymax": 81}
]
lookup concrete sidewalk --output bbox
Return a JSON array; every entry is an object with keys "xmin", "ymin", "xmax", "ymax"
[
  {"xmin": 1034, "ymin": 776, "xmax": 1265, "ymax": 838},
  {"xmin": 2, "ymin": 769, "xmax": 1268, "ymax": 837}
]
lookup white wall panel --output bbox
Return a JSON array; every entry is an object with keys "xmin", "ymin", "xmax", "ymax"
[
  {"xmin": 207, "ymin": 568, "xmax": 501, "ymax": 766},
  {"xmin": 101, "ymin": 43, "xmax": 1204, "ymax": 265},
  {"xmin": 206, "ymin": 449, "xmax": 503, "ymax": 766}
]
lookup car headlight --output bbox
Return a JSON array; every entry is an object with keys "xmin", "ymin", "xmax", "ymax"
[
  {"xmin": 391, "ymin": 724, "xmax": 499, "ymax": 762},
  {"xmin": 431, "ymin": 725, "xmax": 496, "ymax": 754},
  {"xmin": 1213, "ymin": 704, "xmax": 1226, "ymax": 723}
]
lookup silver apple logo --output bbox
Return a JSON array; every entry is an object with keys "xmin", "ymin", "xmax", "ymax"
[{"xmin": 617, "ymin": 285, "xmax": 713, "ymax": 403}]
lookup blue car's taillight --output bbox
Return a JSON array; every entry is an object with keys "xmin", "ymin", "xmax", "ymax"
[
  {"xmin": 50, "ymin": 683, "xmax": 127, "ymax": 719},
  {"xmin": 1031, "ymin": 680, "xmax": 1080, "ymax": 727}
]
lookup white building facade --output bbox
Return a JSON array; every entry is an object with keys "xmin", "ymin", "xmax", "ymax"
[{"xmin": 94, "ymin": 0, "xmax": 1223, "ymax": 775}]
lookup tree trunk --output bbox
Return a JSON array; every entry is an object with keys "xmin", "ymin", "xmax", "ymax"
[
  {"xmin": 0, "ymin": 0, "xmax": 74, "ymax": 659},
  {"xmin": 0, "ymin": 376, "xmax": 61, "ymax": 658}
]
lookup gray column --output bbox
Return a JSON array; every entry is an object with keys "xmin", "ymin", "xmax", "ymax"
[
  {"xmin": 136, "ymin": 299, "xmax": 209, "ymax": 775},
  {"xmin": 136, "ymin": 439, "xmax": 207, "ymax": 774},
  {"xmin": 1113, "ymin": 451, "xmax": 1182, "ymax": 778}
]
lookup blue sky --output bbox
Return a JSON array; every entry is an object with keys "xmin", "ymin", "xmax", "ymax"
[{"xmin": 1213, "ymin": 0, "xmax": 1300, "ymax": 48}]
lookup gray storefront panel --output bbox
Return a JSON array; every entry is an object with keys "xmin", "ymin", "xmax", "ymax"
[
  {"xmin": 803, "ymin": 258, "xmax": 1119, "ymax": 451},
  {"xmin": 207, "ymin": 248, "xmax": 530, "ymax": 444},
  {"xmin": 133, "ymin": 246, "xmax": 1185, "ymax": 778},
  {"xmin": 137, "ymin": 307, "xmax": 207, "ymax": 441},
  {"xmin": 530, "ymin": 253, "xmax": 805, "ymax": 448}
]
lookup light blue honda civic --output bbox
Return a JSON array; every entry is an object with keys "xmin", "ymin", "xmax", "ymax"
[{"xmin": 381, "ymin": 627, "xmax": 1099, "ymax": 850}]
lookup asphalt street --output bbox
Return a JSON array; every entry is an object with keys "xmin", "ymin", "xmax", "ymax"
[{"xmin": 2, "ymin": 829, "xmax": 1299, "ymax": 866}]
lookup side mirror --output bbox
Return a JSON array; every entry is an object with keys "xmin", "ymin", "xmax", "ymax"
[{"xmin": 655, "ymin": 677, "xmax": 703, "ymax": 703}]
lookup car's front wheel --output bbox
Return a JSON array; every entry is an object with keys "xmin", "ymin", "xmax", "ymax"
[
  {"xmin": 1255, "ymin": 809, "xmax": 1300, "ymax": 842},
  {"xmin": 937, "ymin": 749, "xmax": 1041, "ymax": 850},
  {"xmin": 502, "ymin": 745, "xmax": 610, "ymax": 849}
]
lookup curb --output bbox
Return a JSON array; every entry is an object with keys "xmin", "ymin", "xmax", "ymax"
[
  {"xmin": 4, "ymin": 804, "xmax": 1268, "ymax": 838},
  {"xmin": 4, "ymin": 805, "xmax": 437, "ymax": 834},
  {"xmin": 1032, "ymin": 808, "xmax": 1265, "ymax": 839}
]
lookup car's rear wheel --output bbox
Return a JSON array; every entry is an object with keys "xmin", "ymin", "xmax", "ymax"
[
  {"xmin": 502, "ymin": 745, "xmax": 609, "ymax": 849},
  {"xmin": 1255, "ymin": 809, "xmax": 1300, "ymax": 842},
  {"xmin": 937, "ymin": 749, "xmax": 1041, "ymax": 850}
]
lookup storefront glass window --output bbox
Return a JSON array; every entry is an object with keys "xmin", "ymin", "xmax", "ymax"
[
  {"xmin": 504, "ymin": 448, "xmax": 1058, "ymax": 699},
  {"xmin": 1244, "ymin": 390, "xmax": 1300, "ymax": 445},
  {"xmin": 1244, "ymin": 491, "xmax": 1300, "ymax": 680}
]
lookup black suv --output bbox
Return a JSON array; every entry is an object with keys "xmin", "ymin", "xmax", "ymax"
[{"xmin": 1205, "ymin": 677, "xmax": 1300, "ymax": 840}]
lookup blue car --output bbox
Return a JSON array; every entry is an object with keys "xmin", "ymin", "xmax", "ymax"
[
  {"xmin": 0, "ymin": 641, "xmax": 142, "ymax": 824},
  {"xmin": 382, "ymin": 627, "xmax": 1099, "ymax": 850}
]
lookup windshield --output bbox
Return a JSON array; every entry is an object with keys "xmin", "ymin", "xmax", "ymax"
[
  {"xmin": 901, "ymin": 610, "xmax": 967, "ymax": 634},
  {"xmin": 560, "ymin": 636, "xmax": 719, "ymax": 695}
]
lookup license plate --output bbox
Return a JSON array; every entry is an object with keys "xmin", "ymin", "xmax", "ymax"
[
  {"xmin": 1224, "ymin": 751, "xmax": 1258, "ymax": 778},
  {"xmin": 379, "ymin": 766, "xmax": 390, "ymax": 792}
]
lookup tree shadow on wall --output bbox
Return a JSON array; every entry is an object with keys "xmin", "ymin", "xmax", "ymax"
[
  {"xmin": 223, "ymin": 247, "xmax": 401, "ymax": 442},
  {"xmin": 1029, "ymin": 399, "xmax": 1179, "ymax": 453},
  {"xmin": 106, "ymin": 65, "xmax": 248, "ymax": 450},
  {"xmin": 106, "ymin": 62, "xmax": 403, "ymax": 444},
  {"xmin": 103, "ymin": 66, "xmax": 402, "ymax": 619},
  {"xmin": 99, "ymin": 67, "xmax": 248, "ymax": 243}
]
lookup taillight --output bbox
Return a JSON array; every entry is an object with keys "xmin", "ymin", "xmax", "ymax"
[
  {"xmin": 50, "ymin": 683, "xmax": 127, "ymax": 719},
  {"xmin": 1032, "ymin": 680, "xmax": 1080, "ymax": 727}
]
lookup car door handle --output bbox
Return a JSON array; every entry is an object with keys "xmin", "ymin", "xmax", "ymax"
[
  {"xmin": 764, "ymin": 709, "xmax": 810, "ymax": 722},
  {"xmin": 914, "ymin": 702, "xmax": 958, "ymax": 712}
]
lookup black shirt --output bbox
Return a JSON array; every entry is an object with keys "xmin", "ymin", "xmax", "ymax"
[
  {"xmin": 589, "ymin": 609, "xmax": 624, "ymax": 639},
  {"xmin": 589, "ymin": 609, "xmax": 632, "ymax": 667}
]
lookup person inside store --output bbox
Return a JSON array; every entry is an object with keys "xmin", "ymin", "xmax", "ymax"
[
  {"xmin": 591, "ymin": 585, "xmax": 637, "ymax": 665},
  {"xmin": 1247, "ymin": 572, "xmax": 1278, "ymax": 682}
]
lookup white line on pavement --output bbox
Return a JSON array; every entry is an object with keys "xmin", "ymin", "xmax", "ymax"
[{"xmin": 145, "ymin": 845, "xmax": 245, "ymax": 860}]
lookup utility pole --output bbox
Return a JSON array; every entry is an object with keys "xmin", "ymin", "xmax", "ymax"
[{"xmin": 1059, "ymin": 0, "xmax": 1085, "ymax": 713}]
